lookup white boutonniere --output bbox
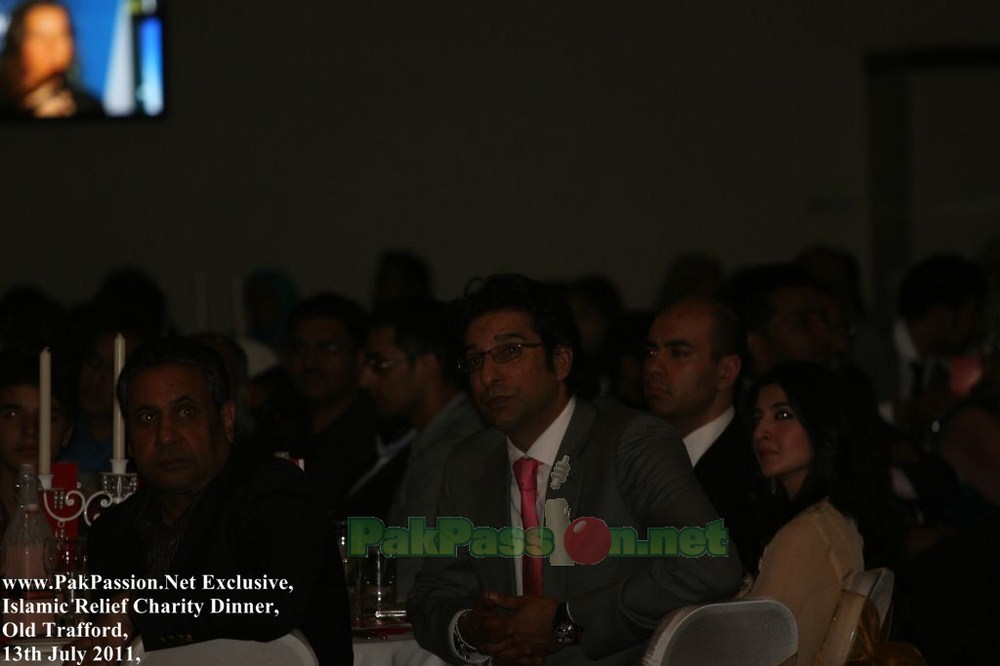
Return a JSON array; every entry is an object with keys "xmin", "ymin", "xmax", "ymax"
[{"xmin": 549, "ymin": 455, "xmax": 571, "ymax": 490}]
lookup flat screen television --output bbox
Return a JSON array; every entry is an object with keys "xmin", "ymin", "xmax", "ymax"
[{"xmin": 0, "ymin": 0, "xmax": 164, "ymax": 119}]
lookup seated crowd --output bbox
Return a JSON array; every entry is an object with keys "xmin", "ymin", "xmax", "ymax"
[{"xmin": 0, "ymin": 246, "xmax": 994, "ymax": 665}]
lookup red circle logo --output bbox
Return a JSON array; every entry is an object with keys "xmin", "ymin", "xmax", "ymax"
[{"xmin": 563, "ymin": 516, "xmax": 611, "ymax": 565}]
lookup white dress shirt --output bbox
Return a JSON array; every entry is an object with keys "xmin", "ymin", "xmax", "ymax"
[
  {"xmin": 506, "ymin": 397, "xmax": 576, "ymax": 594},
  {"xmin": 449, "ymin": 397, "xmax": 577, "ymax": 663},
  {"xmin": 682, "ymin": 407, "xmax": 734, "ymax": 468}
]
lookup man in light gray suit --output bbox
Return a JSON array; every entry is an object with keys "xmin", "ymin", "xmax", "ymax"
[
  {"xmin": 408, "ymin": 274, "xmax": 742, "ymax": 665},
  {"xmin": 360, "ymin": 296, "xmax": 485, "ymax": 600}
]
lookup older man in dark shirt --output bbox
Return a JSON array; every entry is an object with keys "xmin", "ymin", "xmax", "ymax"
[{"xmin": 81, "ymin": 337, "xmax": 351, "ymax": 664}]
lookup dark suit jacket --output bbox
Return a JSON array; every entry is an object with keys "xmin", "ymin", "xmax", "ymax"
[
  {"xmin": 389, "ymin": 394, "xmax": 485, "ymax": 600},
  {"xmin": 692, "ymin": 415, "xmax": 757, "ymax": 566},
  {"xmin": 259, "ymin": 391, "xmax": 381, "ymax": 520},
  {"xmin": 343, "ymin": 434, "xmax": 412, "ymax": 521},
  {"xmin": 407, "ymin": 397, "xmax": 743, "ymax": 665},
  {"xmin": 88, "ymin": 450, "xmax": 352, "ymax": 665}
]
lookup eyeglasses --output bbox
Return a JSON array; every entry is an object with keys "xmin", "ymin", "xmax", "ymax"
[
  {"xmin": 363, "ymin": 353, "xmax": 411, "ymax": 374},
  {"xmin": 457, "ymin": 342, "xmax": 543, "ymax": 373}
]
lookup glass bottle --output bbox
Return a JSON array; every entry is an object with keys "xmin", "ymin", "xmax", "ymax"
[
  {"xmin": 332, "ymin": 520, "xmax": 361, "ymax": 621},
  {"xmin": 1, "ymin": 464, "xmax": 54, "ymax": 636}
]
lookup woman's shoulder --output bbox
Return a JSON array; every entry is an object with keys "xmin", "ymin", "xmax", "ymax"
[
  {"xmin": 773, "ymin": 499, "xmax": 855, "ymax": 547},
  {"xmin": 755, "ymin": 500, "xmax": 863, "ymax": 586}
]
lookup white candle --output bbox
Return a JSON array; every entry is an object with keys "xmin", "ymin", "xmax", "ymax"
[
  {"xmin": 112, "ymin": 333, "xmax": 126, "ymax": 462},
  {"xmin": 38, "ymin": 348, "xmax": 52, "ymax": 475}
]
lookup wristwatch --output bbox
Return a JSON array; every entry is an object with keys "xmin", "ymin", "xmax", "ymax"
[
  {"xmin": 453, "ymin": 610, "xmax": 481, "ymax": 661},
  {"xmin": 552, "ymin": 602, "xmax": 583, "ymax": 646}
]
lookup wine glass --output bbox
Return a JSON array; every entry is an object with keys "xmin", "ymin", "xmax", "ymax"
[
  {"xmin": 332, "ymin": 520, "xmax": 362, "ymax": 623},
  {"xmin": 43, "ymin": 535, "xmax": 88, "ymax": 626},
  {"xmin": 358, "ymin": 545, "xmax": 397, "ymax": 625}
]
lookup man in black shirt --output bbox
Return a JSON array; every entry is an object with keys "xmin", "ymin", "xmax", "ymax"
[{"xmin": 82, "ymin": 337, "xmax": 351, "ymax": 664}]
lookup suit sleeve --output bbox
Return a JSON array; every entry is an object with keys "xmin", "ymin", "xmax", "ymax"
[
  {"xmin": 567, "ymin": 415, "xmax": 745, "ymax": 659},
  {"xmin": 405, "ymin": 452, "xmax": 485, "ymax": 665}
]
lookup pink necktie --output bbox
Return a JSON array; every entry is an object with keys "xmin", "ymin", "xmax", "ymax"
[{"xmin": 513, "ymin": 456, "xmax": 543, "ymax": 597}]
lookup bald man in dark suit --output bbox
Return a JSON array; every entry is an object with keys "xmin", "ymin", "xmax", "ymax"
[{"xmin": 644, "ymin": 297, "xmax": 757, "ymax": 565}]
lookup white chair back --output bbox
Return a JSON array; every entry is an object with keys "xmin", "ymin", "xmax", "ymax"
[
  {"xmin": 641, "ymin": 597, "xmax": 798, "ymax": 666},
  {"xmin": 816, "ymin": 567, "xmax": 930, "ymax": 666},
  {"xmin": 122, "ymin": 630, "xmax": 318, "ymax": 665},
  {"xmin": 846, "ymin": 566, "xmax": 894, "ymax": 629}
]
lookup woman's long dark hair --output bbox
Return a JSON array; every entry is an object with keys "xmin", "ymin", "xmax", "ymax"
[
  {"xmin": 0, "ymin": 1, "xmax": 75, "ymax": 100},
  {"xmin": 748, "ymin": 361, "xmax": 900, "ymax": 572}
]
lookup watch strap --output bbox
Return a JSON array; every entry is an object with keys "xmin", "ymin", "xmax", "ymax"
[{"xmin": 552, "ymin": 602, "xmax": 582, "ymax": 646}]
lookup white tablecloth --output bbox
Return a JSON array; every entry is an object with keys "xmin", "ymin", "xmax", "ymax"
[
  {"xmin": 353, "ymin": 633, "xmax": 447, "ymax": 666},
  {"xmin": 2, "ymin": 633, "xmax": 447, "ymax": 665}
]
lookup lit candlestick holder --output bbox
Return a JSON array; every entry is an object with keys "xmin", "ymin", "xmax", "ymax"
[{"xmin": 38, "ymin": 460, "xmax": 138, "ymax": 532}]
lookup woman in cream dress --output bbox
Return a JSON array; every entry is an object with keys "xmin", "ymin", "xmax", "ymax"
[{"xmin": 746, "ymin": 361, "xmax": 897, "ymax": 665}]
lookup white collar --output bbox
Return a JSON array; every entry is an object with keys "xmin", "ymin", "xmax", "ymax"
[
  {"xmin": 682, "ymin": 406, "xmax": 735, "ymax": 467},
  {"xmin": 506, "ymin": 397, "xmax": 576, "ymax": 469},
  {"xmin": 376, "ymin": 427, "xmax": 416, "ymax": 459}
]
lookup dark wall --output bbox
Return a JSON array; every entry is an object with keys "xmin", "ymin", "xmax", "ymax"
[{"xmin": 3, "ymin": 2, "xmax": 999, "ymax": 332}]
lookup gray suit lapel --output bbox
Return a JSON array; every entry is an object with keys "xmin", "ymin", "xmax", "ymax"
[
  {"xmin": 473, "ymin": 434, "xmax": 511, "ymax": 525},
  {"xmin": 470, "ymin": 432, "xmax": 517, "ymax": 594},
  {"xmin": 543, "ymin": 400, "xmax": 597, "ymax": 600}
]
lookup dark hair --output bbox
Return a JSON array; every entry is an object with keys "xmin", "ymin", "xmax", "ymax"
[
  {"xmin": 656, "ymin": 253, "xmax": 724, "ymax": 309},
  {"xmin": 607, "ymin": 308, "xmax": 654, "ymax": 410},
  {"xmin": 568, "ymin": 274, "xmax": 624, "ymax": 382},
  {"xmin": 796, "ymin": 244, "xmax": 867, "ymax": 319},
  {"xmin": 898, "ymin": 254, "xmax": 987, "ymax": 321},
  {"xmin": 569, "ymin": 274, "xmax": 623, "ymax": 323},
  {"xmin": 1, "ymin": 1, "xmax": 72, "ymax": 60},
  {"xmin": 71, "ymin": 303, "xmax": 151, "ymax": 359},
  {"xmin": 749, "ymin": 360, "xmax": 896, "ymax": 569},
  {"xmin": 617, "ymin": 309, "xmax": 655, "ymax": 364},
  {"xmin": 86, "ymin": 267, "xmax": 168, "ymax": 344},
  {"xmin": 245, "ymin": 268, "xmax": 299, "ymax": 348},
  {"xmin": 457, "ymin": 273, "xmax": 595, "ymax": 398},
  {"xmin": 116, "ymin": 337, "xmax": 232, "ymax": 415},
  {"xmin": 720, "ymin": 263, "xmax": 823, "ymax": 335},
  {"xmin": 370, "ymin": 296, "xmax": 461, "ymax": 386},
  {"xmin": 0, "ymin": 349, "xmax": 72, "ymax": 415},
  {"xmin": 286, "ymin": 292, "xmax": 369, "ymax": 350},
  {"xmin": 372, "ymin": 250, "xmax": 433, "ymax": 305}
]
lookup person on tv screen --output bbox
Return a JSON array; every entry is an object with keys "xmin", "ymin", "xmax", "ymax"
[{"xmin": 0, "ymin": 0, "xmax": 103, "ymax": 117}]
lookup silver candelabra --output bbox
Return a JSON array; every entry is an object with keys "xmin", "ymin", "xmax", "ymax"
[{"xmin": 38, "ymin": 459, "xmax": 138, "ymax": 533}]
